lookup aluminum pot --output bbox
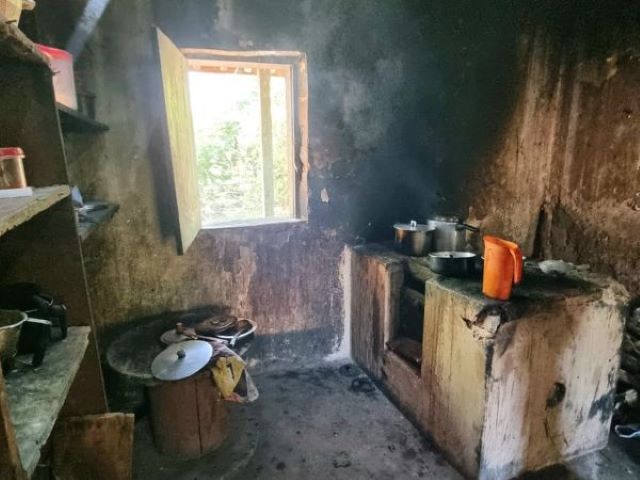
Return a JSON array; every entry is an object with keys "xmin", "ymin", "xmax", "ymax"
[
  {"xmin": 427, "ymin": 251, "xmax": 477, "ymax": 277},
  {"xmin": 0, "ymin": 310, "xmax": 27, "ymax": 369},
  {"xmin": 427, "ymin": 215, "xmax": 480, "ymax": 252},
  {"xmin": 393, "ymin": 220, "xmax": 435, "ymax": 257}
]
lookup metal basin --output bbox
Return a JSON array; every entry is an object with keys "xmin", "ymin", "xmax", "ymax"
[{"xmin": 0, "ymin": 310, "xmax": 27, "ymax": 368}]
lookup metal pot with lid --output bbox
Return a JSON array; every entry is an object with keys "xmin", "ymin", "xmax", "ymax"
[
  {"xmin": 427, "ymin": 215, "xmax": 479, "ymax": 252},
  {"xmin": 393, "ymin": 220, "xmax": 435, "ymax": 257}
]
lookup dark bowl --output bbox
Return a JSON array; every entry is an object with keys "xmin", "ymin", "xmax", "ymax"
[{"xmin": 428, "ymin": 251, "xmax": 477, "ymax": 277}]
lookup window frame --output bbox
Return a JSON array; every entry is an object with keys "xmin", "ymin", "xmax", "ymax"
[{"xmin": 182, "ymin": 48, "xmax": 309, "ymax": 230}]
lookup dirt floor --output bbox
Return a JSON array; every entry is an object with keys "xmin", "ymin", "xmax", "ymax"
[{"xmin": 134, "ymin": 362, "xmax": 640, "ymax": 479}]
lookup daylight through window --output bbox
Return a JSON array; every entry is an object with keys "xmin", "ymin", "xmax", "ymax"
[{"xmin": 188, "ymin": 61, "xmax": 294, "ymax": 226}]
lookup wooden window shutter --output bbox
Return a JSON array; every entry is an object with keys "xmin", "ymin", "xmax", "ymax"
[{"xmin": 155, "ymin": 28, "xmax": 201, "ymax": 254}]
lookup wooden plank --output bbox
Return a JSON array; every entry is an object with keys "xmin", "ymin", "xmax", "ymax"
[
  {"xmin": 57, "ymin": 103, "xmax": 109, "ymax": 133},
  {"xmin": 155, "ymin": 27, "xmax": 201, "ymax": 254},
  {"xmin": 0, "ymin": 365, "xmax": 26, "ymax": 480},
  {"xmin": 293, "ymin": 54, "xmax": 309, "ymax": 219},
  {"xmin": 284, "ymin": 67, "xmax": 295, "ymax": 216},
  {"xmin": 188, "ymin": 58, "xmax": 290, "ymax": 75},
  {"xmin": 350, "ymin": 247, "xmax": 404, "ymax": 377},
  {"xmin": 52, "ymin": 413, "xmax": 134, "ymax": 480},
  {"xmin": 422, "ymin": 283, "xmax": 487, "ymax": 478},
  {"xmin": 382, "ymin": 350, "xmax": 424, "ymax": 423},
  {"xmin": 0, "ymin": 185, "xmax": 69, "ymax": 238},
  {"xmin": 5, "ymin": 327, "xmax": 90, "ymax": 476},
  {"xmin": 182, "ymin": 48, "xmax": 305, "ymax": 60},
  {"xmin": 259, "ymin": 69, "xmax": 275, "ymax": 217}
]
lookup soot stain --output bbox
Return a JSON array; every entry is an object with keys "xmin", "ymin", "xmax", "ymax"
[{"xmin": 588, "ymin": 393, "xmax": 614, "ymax": 423}]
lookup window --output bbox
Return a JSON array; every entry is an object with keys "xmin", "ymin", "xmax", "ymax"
[
  {"xmin": 187, "ymin": 61, "xmax": 294, "ymax": 226},
  {"xmin": 155, "ymin": 28, "xmax": 308, "ymax": 254}
]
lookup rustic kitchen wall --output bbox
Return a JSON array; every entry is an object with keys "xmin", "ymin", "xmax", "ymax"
[
  {"xmin": 55, "ymin": 0, "xmax": 523, "ymax": 368},
  {"xmin": 53, "ymin": 0, "xmax": 640, "ymax": 375},
  {"xmin": 466, "ymin": 3, "xmax": 640, "ymax": 299}
]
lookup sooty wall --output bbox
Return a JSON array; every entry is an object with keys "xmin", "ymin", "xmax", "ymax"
[
  {"xmin": 466, "ymin": 2, "xmax": 640, "ymax": 299},
  {"xmin": 60, "ymin": 0, "xmax": 524, "ymax": 367}
]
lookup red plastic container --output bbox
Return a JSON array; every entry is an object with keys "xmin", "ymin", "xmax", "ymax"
[
  {"xmin": 37, "ymin": 44, "xmax": 78, "ymax": 110},
  {"xmin": 0, "ymin": 147, "xmax": 27, "ymax": 189}
]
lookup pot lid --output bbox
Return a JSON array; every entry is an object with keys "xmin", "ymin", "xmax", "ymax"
[
  {"xmin": 151, "ymin": 340, "xmax": 212, "ymax": 381},
  {"xmin": 159, "ymin": 328, "xmax": 193, "ymax": 345},
  {"xmin": 393, "ymin": 220, "xmax": 433, "ymax": 232},
  {"xmin": 194, "ymin": 314, "xmax": 237, "ymax": 336}
]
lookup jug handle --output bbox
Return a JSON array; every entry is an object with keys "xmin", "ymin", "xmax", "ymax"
[{"xmin": 510, "ymin": 245, "xmax": 523, "ymax": 284}]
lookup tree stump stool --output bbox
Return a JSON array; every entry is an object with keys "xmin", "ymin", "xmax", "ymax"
[{"xmin": 148, "ymin": 370, "xmax": 230, "ymax": 458}]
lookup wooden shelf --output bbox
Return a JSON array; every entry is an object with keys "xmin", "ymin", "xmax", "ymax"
[
  {"xmin": 0, "ymin": 185, "xmax": 70, "ymax": 238},
  {"xmin": 4, "ymin": 327, "xmax": 90, "ymax": 476},
  {"xmin": 0, "ymin": 18, "xmax": 48, "ymax": 66},
  {"xmin": 57, "ymin": 103, "xmax": 109, "ymax": 133},
  {"xmin": 77, "ymin": 203, "xmax": 119, "ymax": 241}
]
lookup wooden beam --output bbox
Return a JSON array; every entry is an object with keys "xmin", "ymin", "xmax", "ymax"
[
  {"xmin": 259, "ymin": 69, "xmax": 274, "ymax": 217},
  {"xmin": 285, "ymin": 67, "xmax": 295, "ymax": 216},
  {"xmin": 52, "ymin": 413, "xmax": 134, "ymax": 480},
  {"xmin": 187, "ymin": 59, "xmax": 290, "ymax": 76},
  {"xmin": 0, "ymin": 365, "xmax": 26, "ymax": 480}
]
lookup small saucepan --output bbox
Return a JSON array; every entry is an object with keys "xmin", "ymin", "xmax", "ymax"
[{"xmin": 427, "ymin": 251, "xmax": 477, "ymax": 277}]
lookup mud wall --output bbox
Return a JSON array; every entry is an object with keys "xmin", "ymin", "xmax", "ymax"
[
  {"xmin": 54, "ymin": 0, "xmax": 524, "ymax": 367},
  {"xmin": 51, "ymin": 0, "xmax": 640, "ymax": 372},
  {"xmin": 467, "ymin": 3, "xmax": 640, "ymax": 299}
]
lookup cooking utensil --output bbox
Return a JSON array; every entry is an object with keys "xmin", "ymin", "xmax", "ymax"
[
  {"xmin": 0, "ymin": 147, "xmax": 27, "ymax": 189},
  {"xmin": 427, "ymin": 216, "xmax": 479, "ymax": 252},
  {"xmin": 0, "ymin": 283, "xmax": 67, "ymax": 340},
  {"xmin": 0, "ymin": 310, "xmax": 27, "ymax": 370},
  {"xmin": 151, "ymin": 340, "xmax": 213, "ymax": 381},
  {"xmin": 393, "ymin": 220, "xmax": 435, "ymax": 257},
  {"xmin": 427, "ymin": 251, "xmax": 477, "ymax": 277},
  {"xmin": 214, "ymin": 319, "xmax": 257, "ymax": 345},
  {"xmin": 159, "ymin": 328, "xmax": 193, "ymax": 345},
  {"xmin": 482, "ymin": 236, "xmax": 523, "ymax": 301},
  {"xmin": 17, "ymin": 318, "xmax": 51, "ymax": 367},
  {"xmin": 194, "ymin": 314, "xmax": 238, "ymax": 336},
  {"xmin": 160, "ymin": 322, "xmax": 221, "ymax": 345}
]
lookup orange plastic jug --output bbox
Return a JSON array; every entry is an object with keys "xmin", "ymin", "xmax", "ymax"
[{"xmin": 482, "ymin": 236, "xmax": 523, "ymax": 301}]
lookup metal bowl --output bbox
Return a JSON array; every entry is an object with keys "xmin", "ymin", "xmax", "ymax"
[
  {"xmin": 427, "ymin": 251, "xmax": 477, "ymax": 277},
  {"xmin": 0, "ymin": 310, "xmax": 27, "ymax": 368}
]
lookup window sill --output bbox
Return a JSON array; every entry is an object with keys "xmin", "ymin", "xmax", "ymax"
[{"xmin": 200, "ymin": 217, "xmax": 307, "ymax": 232}]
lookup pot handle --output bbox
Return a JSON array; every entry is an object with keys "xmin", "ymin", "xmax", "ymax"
[
  {"xmin": 510, "ymin": 245, "xmax": 524, "ymax": 285},
  {"xmin": 456, "ymin": 223, "xmax": 480, "ymax": 232}
]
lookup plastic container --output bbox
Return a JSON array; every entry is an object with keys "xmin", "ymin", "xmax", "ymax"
[
  {"xmin": 36, "ymin": 44, "xmax": 78, "ymax": 110},
  {"xmin": 482, "ymin": 235, "xmax": 523, "ymax": 301},
  {"xmin": 0, "ymin": 147, "xmax": 27, "ymax": 189}
]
